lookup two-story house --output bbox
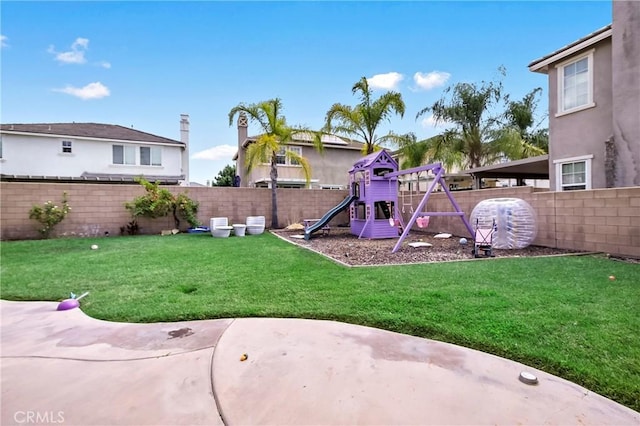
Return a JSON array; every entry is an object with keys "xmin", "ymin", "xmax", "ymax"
[
  {"xmin": 0, "ymin": 115, "xmax": 190, "ymax": 185},
  {"xmin": 528, "ymin": 1, "xmax": 639, "ymax": 191},
  {"xmin": 233, "ymin": 112, "xmax": 366, "ymax": 189}
]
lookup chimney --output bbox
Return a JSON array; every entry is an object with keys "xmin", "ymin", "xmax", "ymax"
[
  {"xmin": 237, "ymin": 112, "xmax": 248, "ymax": 187},
  {"xmin": 180, "ymin": 114, "xmax": 190, "ymax": 186}
]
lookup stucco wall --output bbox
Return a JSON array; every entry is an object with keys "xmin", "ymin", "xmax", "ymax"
[
  {"xmin": 303, "ymin": 146, "xmax": 362, "ymax": 188},
  {"xmin": 2, "ymin": 182, "xmax": 638, "ymax": 258},
  {"xmin": 547, "ymin": 38, "xmax": 613, "ymax": 191},
  {"xmin": 244, "ymin": 145, "xmax": 362, "ymax": 189},
  {"xmin": 612, "ymin": 1, "xmax": 640, "ymax": 187}
]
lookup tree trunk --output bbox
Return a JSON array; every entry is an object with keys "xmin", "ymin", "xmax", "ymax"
[
  {"xmin": 172, "ymin": 206, "xmax": 180, "ymax": 229},
  {"xmin": 270, "ymin": 158, "xmax": 279, "ymax": 229}
]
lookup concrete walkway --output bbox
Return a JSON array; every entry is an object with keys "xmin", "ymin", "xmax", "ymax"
[{"xmin": 1, "ymin": 300, "xmax": 638, "ymax": 425}]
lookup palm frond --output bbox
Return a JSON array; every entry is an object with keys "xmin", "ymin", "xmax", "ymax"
[
  {"xmin": 245, "ymin": 135, "xmax": 277, "ymax": 173},
  {"xmin": 285, "ymin": 151, "xmax": 312, "ymax": 184},
  {"xmin": 328, "ymin": 77, "xmax": 406, "ymax": 155}
]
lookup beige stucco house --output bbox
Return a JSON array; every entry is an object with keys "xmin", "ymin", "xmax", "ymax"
[
  {"xmin": 233, "ymin": 112, "xmax": 365, "ymax": 189},
  {"xmin": 528, "ymin": 1, "xmax": 640, "ymax": 191}
]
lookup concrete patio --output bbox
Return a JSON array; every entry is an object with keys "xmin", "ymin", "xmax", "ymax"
[{"xmin": 1, "ymin": 300, "xmax": 638, "ymax": 425}]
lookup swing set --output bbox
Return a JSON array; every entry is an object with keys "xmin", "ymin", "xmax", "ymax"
[
  {"xmin": 389, "ymin": 172, "xmax": 429, "ymax": 230},
  {"xmin": 385, "ymin": 162, "xmax": 475, "ymax": 253}
]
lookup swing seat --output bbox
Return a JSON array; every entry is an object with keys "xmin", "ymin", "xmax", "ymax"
[{"xmin": 416, "ymin": 216, "xmax": 430, "ymax": 228}]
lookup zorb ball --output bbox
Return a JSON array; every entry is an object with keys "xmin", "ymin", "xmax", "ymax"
[{"xmin": 470, "ymin": 198, "xmax": 537, "ymax": 249}]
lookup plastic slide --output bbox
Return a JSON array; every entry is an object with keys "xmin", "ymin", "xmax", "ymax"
[{"xmin": 304, "ymin": 195, "xmax": 358, "ymax": 240}]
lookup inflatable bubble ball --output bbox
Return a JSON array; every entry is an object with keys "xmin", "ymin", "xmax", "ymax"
[{"xmin": 470, "ymin": 198, "xmax": 537, "ymax": 249}]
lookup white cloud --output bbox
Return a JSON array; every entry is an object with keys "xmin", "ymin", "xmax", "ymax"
[
  {"xmin": 413, "ymin": 71, "xmax": 451, "ymax": 91},
  {"xmin": 53, "ymin": 82, "xmax": 110, "ymax": 100},
  {"xmin": 48, "ymin": 37, "xmax": 90, "ymax": 64},
  {"xmin": 367, "ymin": 72, "xmax": 404, "ymax": 90},
  {"xmin": 420, "ymin": 114, "xmax": 450, "ymax": 129},
  {"xmin": 192, "ymin": 144, "xmax": 237, "ymax": 161},
  {"xmin": 1, "ymin": 35, "xmax": 8, "ymax": 48},
  {"xmin": 73, "ymin": 37, "xmax": 89, "ymax": 49},
  {"xmin": 99, "ymin": 61, "xmax": 111, "ymax": 69}
]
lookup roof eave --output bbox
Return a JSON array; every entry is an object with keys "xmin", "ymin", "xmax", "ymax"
[
  {"xmin": 0, "ymin": 130, "xmax": 185, "ymax": 147},
  {"xmin": 528, "ymin": 25, "xmax": 612, "ymax": 73}
]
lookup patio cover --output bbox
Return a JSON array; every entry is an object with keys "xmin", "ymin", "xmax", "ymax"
[{"xmin": 464, "ymin": 155, "xmax": 549, "ymax": 186}]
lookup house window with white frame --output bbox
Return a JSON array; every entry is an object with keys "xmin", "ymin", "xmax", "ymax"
[
  {"xmin": 554, "ymin": 155, "xmax": 593, "ymax": 191},
  {"xmin": 288, "ymin": 146, "xmax": 302, "ymax": 165},
  {"xmin": 140, "ymin": 146, "xmax": 162, "ymax": 166},
  {"xmin": 61, "ymin": 140, "xmax": 72, "ymax": 154},
  {"xmin": 112, "ymin": 145, "xmax": 136, "ymax": 165},
  {"xmin": 557, "ymin": 51, "xmax": 594, "ymax": 115},
  {"xmin": 274, "ymin": 146, "xmax": 302, "ymax": 166}
]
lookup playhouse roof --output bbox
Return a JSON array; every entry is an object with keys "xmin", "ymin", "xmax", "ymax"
[{"xmin": 349, "ymin": 149, "xmax": 398, "ymax": 173}]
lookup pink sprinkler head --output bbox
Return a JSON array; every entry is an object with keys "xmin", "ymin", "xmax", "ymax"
[{"xmin": 57, "ymin": 298, "xmax": 80, "ymax": 311}]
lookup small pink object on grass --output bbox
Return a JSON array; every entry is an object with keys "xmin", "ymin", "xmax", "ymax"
[{"xmin": 57, "ymin": 292, "xmax": 89, "ymax": 311}]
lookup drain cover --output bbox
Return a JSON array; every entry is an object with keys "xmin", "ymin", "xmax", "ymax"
[{"xmin": 519, "ymin": 371, "xmax": 539, "ymax": 385}]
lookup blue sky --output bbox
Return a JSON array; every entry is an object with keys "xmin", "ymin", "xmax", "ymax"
[{"xmin": 1, "ymin": 1, "xmax": 612, "ymax": 185}]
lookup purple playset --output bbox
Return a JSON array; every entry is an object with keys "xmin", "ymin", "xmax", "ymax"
[
  {"xmin": 305, "ymin": 150, "xmax": 474, "ymax": 252},
  {"xmin": 348, "ymin": 150, "xmax": 400, "ymax": 239}
]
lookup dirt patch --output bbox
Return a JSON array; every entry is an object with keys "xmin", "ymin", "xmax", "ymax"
[{"xmin": 273, "ymin": 227, "xmax": 585, "ymax": 266}]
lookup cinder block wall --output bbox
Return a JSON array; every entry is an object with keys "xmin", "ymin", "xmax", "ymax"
[
  {"xmin": 2, "ymin": 182, "xmax": 638, "ymax": 258},
  {"xmin": 0, "ymin": 183, "xmax": 351, "ymax": 240},
  {"xmin": 408, "ymin": 187, "xmax": 547, "ymax": 241},
  {"xmin": 409, "ymin": 186, "xmax": 639, "ymax": 257}
]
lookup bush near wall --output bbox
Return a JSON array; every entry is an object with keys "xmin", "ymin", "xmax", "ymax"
[{"xmin": 1, "ymin": 182, "xmax": 638, "ymax": 258}]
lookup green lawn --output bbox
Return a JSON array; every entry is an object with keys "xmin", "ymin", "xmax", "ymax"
[{"xmin": 1, "ymin": 233, "xmax": 639, "ymax": 411}]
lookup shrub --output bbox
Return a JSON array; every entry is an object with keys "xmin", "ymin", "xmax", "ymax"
[
  {"xmin": 29, "ymin": 192, "xmax": 71, "ymax": 238},
  {"xmin": 125, "ymin": 178, "xmax": 200, "ymax": 230},
  {"xmin": 175, "ymin": 193, "xmax": 200, "ymax": 228}
]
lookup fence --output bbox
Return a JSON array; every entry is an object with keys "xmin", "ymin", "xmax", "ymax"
[{"xmin": 1, "ymin": 182, "xmax": 638, "ymax": 258}]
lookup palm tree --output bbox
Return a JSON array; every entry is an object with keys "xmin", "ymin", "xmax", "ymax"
[
  {"xmin": 228, "ymin": 98, "xmax": 323, "ymax": 229},
  {"xmin": 388, "ymin": 132, "xmax": 430, "ymax": 192},
  {"xmin": 324, "ymin": 77, "xmax": 405, "ymax": 155},
  {"xmin": 416, "ymin": 79, "xmax": 504, "ymax": 169},
  {"xmin": 389, "ymin": 132, "xmax": 463, "ymax": 191},
  {"xmin": 391, "ymin": 132, "xmax": 429, "ymax": 170},
  {"xmin": 495, "ymin": 87, "xmax": 548, "ymax": 160}
]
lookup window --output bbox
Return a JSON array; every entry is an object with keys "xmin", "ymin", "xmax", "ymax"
[
  {"xmin": 140, "ymin": 146, "xmax": 162, "ymax": 166},
  {"xmin": 275, "ymin": 146, "xmax": 301, "ymax": 166},
  {"xmin": 61, "ymin": 140, "xmax": 72, "ymax": 153},
  {"xmin": 0, "ymin": 136, "xmax": 3, "ymax": 159},
  {"xmin": 556, "ymin": 50, "xmax": 594, "ymax": 115},
  {"xmin": 288, "ymin": 146, "xmax": 301, "ymax": 166},
  {"xmin": 554, "ymin": 155, "xmax": 592, "ymax": 191},
  {"xmin": 112, "ymin": 145, "xmax": 135, "ymax": 165}
]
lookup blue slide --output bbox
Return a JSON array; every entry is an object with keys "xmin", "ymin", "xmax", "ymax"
[{"xmin": 304, "ymin": 195, "xmax": 358, "ymax": 240}]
